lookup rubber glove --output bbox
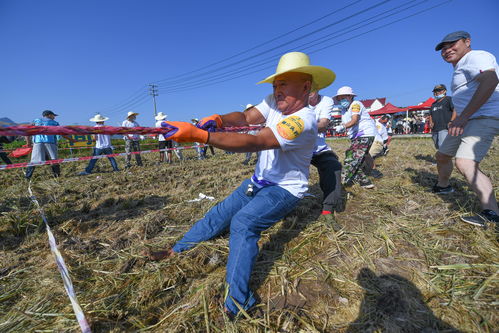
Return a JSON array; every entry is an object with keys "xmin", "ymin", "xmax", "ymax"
[
  {"xmin": 196, "ymin": 114, "xmax": 223, "ymax": 132},
  {"xmin": 161, "ymin": 121, "xmax": 209, "ymax": 143}
]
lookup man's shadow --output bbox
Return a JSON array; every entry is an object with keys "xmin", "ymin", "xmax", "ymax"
[
  {"xmin": 415, "ymin": 154, "xmax": 437, "ymax": 164},
  {"xmin": 347, "ymin": 268, "xmax": 461, "ymax": 332},
  {"xmin": 405, "ymin": 167, "xmax": 477, "ymax": 212}
]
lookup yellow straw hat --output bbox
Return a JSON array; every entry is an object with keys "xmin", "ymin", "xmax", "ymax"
[{"xmin": 257, "ymin": 52, "xmax": 335, "ymax": 90}]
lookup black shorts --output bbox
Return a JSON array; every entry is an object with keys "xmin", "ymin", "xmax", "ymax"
[{"xmin": 159, "ymin": 140, "xmax": 173, "ymax": 149}]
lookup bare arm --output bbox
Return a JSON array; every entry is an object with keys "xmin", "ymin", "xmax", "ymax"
[
  {"xmin": 449, "ymin": 70, "xmax": 499, "ymax": 136},
  {"xmin": 220, "ymin": 107, "xmax": 266, "ymax": 127},
  {"xmin": 344, "ymin": 114, "xmax": 360, "ymax": 129},
  {"xmin": 450, "ymin": 109, "xmax": 457, "ymax": 121},
  {"xmin": 428, "ymin": 115, "xmax": 434, "ymax": 128},
  {"xmin": 317, "ymin": 118, "xmax": 329, "ymax": 133},
  {"xmin": 208, "ymin": 127, "xmax": 280, "ymax": 152}
]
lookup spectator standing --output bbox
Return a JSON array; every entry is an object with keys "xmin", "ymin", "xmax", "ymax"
[
  {"xmin": 25, "ymin": 110, "xmax": 73, "ymax": 179},
  {"xmin": 155, "ymin": 112, "xmax": 173, "ymax": 164},
  {"xmin": 433, "ymin": 31, "xmax": 499, "ymax": 226},
  {"xmin": 122, "ymin": 111, "xmax": 143, "ymax": 168},
  {"xmin": 190, "ymin": 118, "xmax": 205, "ymax": 160},
  {"xmin": 79, "ymin": 114, "xmax": 119, "ymax": 175},
  {"xmin": 429, "ymin": 84, "xmax": 457, "ymax": 149}
]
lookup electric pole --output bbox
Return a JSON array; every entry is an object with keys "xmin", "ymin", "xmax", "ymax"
[{"xmin": 149, "ymin": 84, "xmax": 158, "ymax": 117}]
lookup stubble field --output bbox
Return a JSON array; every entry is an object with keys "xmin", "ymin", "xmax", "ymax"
[{"xmin": 0, "ymin": 136, "xmax": 497, "ymax": 332}]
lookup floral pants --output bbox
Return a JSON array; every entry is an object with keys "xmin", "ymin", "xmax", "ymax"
[{"xmin": 342, "ymin": 136, "xmax": 374, "ymax": 185}]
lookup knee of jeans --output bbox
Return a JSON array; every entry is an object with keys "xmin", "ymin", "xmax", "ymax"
[{"xmin": 230, "ymin": 213, "xmax": 261, "ymax": 236}]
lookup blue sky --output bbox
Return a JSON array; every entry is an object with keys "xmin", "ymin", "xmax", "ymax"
[{"xmin": 1, "ymin": 0, "xmax": 498, "ymax": 126}]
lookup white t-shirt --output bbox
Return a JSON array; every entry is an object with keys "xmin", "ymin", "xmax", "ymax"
[
  {"xmin": 155, "ymin": 120, "xmax": 167, "ymax": 141},
  {"xmin": 375, "ymin": 119, "xmax": 388, "ymax": 141},
  {"xmin": 341, "ymin": 100, "xmax": 376, "ymax": 139},
  {"xmin": 451, "ymin": 50, "xmax": 499, "ymax": 119},
  {"xmin": 254, "ymin": 94, "xmax": 317, "ymax": 198},
  {"xmin": 94, "ymin": 124, "xmax": 112, "ymax": 149},
  {"xmin": 122, "ymin": 119, "xmax": 140, "ymax": 140},
  {"xmin": 310, "ymin": 95, "xmax": 333, "ymax": 155}
]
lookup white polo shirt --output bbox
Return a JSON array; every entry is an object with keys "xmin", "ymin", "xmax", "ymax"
[
  {"xmin": 310, "ymin": 95, "xmax": 334, "ymax": 155},
  {"xmin": 451, "ymin": 50, "xmax": 499, "ymax": 119},
  {"xmin": 254, "ymin": 94, "xmax": 317, "ymax": 198}
]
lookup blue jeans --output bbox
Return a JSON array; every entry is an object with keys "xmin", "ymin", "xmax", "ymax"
[
  {"xmin": 173, "ymin": 179, "xmax": 300, "ymax": 314},
  {"xmin": 85, "ymin": 147, "xmax": 119, "ymax": 173}
]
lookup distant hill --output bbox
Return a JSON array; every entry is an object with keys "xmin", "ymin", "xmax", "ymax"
[{"xmin": 0, "ymin": 117, "xmax": 29, "ymax": 127}]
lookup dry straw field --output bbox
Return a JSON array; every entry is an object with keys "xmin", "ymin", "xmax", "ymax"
[{"xmin": 0, "ymin": 136, "xmax": 497, "ymax": 332}]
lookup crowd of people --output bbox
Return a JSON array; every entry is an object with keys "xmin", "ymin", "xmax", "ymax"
[{"xmin": 3, "ymin": 30, "xmax": 498, "ymax": 319}]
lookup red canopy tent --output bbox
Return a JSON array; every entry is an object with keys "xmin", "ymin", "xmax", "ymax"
[
  {"xmin": 405, "ymin": 97, "xmax": 435, "ymax": 111},
  {"xmin": 369, "ymin": 102, "xmax": 406, "ymax": 116}
]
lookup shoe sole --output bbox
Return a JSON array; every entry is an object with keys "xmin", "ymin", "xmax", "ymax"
[
  {"xmin": 460, "ymin": 215, "xmax": 486, "ymax": 228},
  {"xmin": 433, "ymin": 189, "xmax": 454, "ymax": 194}
]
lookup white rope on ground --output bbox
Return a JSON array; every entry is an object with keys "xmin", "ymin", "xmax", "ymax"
[{"xmin": 28, "ymin": 184, "xmax": 92, "ymax": 333}]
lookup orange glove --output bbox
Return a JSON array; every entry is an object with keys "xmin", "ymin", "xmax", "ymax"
[
  {"xmin": 161, "ymin": 121, "xmax": 209, "ymax": 143},
  {"xmin": 197, "ymin": 114, "xmax": 223, "ymax": 131}
]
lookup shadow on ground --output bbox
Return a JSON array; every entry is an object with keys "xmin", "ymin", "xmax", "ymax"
[
  {"xmin": 347, "ymin": 268, "xmax": 462, "ymax": 332},
  {"xmin": 405, "ymin": 167, "xmax": 478, "ymax": 212}
]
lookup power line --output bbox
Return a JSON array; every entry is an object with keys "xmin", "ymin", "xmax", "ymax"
[
  {"xmin": 101, "ymin": 0, "xmax": 451, "ymax": 110},
  {"xmin": 156, "ymin": 0, "xmax": 441, "ymax": 94},
  {"xmin": 151, "ymin": 0, "xmax": 365, "ymax": 85},
  {"xmin": 156, "ymin": 0, "xmax": 393, "ymax": 89}
]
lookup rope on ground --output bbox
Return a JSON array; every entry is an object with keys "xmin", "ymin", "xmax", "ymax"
[{"xmin": 28, "ymin": 184, "xmax": 92, "ymax": 333}]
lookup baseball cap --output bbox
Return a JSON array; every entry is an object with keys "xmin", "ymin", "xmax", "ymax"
[
  {"xmin": 432, "ymin": 84, "xmax": 447, "ymax": 92},
  {"xmin": 435, "ymin": 31, "xmax": 470, "ymax": 51},
  {"xmin": 42, "ymin": 110, "xmax": 58, "ymax": 117}
]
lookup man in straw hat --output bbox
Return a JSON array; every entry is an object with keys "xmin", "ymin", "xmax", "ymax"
[
  {"xmin": 432, "ymin": 31, "xmax": 499, "ymax": 227},
  {"xmin": 122, "ymin": 111, "xmax": 143, "ymax": 168},
  {"xmin": 308, "ymin": 89, "xmax": 343, "ymax": 227},
  {"xmin": 155, "ymin": 112, "xmax": 173, "ymax": 164},
  {"xmin": 147, "ymin": 51, "xmax": 335, "ymax": 317},
  {"xmin": 79, "ymin": 114, "xmax": 119, "ymax": 175}
]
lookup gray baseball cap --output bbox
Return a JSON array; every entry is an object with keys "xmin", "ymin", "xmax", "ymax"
[{"xmin": 435, "ymin": 31, "xmax": 470, "ymax": 51}]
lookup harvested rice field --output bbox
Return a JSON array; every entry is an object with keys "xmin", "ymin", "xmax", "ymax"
[{"xmin": 0, "ymin": 136, "xmax": 497, "ymax": 332}]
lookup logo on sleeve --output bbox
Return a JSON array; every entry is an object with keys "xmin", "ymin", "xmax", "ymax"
[
  {"xmin": 276, "ymin": 115, "xmax": 305, "ymax": 140},
  {"xmin": 351, "ymin": 104, "xmax": 361, "ymax": 113}
]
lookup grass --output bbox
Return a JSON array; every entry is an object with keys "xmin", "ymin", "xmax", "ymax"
[{"xmin": 0, "ymin": 136, "xmax": 497, "ymax": 332}]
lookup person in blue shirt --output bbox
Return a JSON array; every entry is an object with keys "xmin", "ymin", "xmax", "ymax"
[{"xmin": 25, "ymin": 110, "xmax": 73, "ymax": 179}]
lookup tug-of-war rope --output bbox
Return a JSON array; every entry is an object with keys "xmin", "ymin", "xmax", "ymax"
[{"xmin": 0, "ymin": 124, "xmax": 262, "ymax": 137}]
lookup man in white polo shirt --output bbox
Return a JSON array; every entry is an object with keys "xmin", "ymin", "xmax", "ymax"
[
  {"xmin": 433, "ymin": 31, "xmax": 499, "ymax": 227},
  {"xmin": 147, "ymin": 52, "xmax": 335, "ymax": 317}
]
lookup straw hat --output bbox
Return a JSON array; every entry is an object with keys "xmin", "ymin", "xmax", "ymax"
[
  {"xmin": 89, "ymin": 114, "xmax": 109, "ymax": 122},
  {"xmin": 127, "ymin": 111, "xmax": 139, "ymax": 118},
  {"xmin": 155, "ymin": 112, "xmax": 167, "ymax": 121},
  {"xmin": 257, "ymin": 52, "xmax": 335, "ymax": 90},
  {"xmin": 191, "ymin": 118, "xmax": 199, "ymax": 123}
]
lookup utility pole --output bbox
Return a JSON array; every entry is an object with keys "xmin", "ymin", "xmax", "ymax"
[{"xmin": 149, "ymin": 84, "xmax": 158, "ymax": 117}]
